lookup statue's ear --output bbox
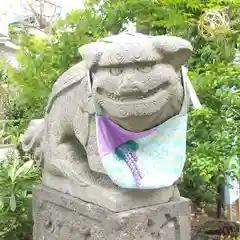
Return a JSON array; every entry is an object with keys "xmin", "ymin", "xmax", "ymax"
[
  {"xmin": 78, "ymin": 42, "xmax": 107, "ymax": 69},
  {"xmin": 152, "ymin": 36, "xmax": 193, "ymax": 70}
]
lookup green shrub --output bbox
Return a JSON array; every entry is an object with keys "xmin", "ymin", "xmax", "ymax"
[
  {"xmin": 181, "ymin": 62, "xmax": 240, "ymax": 203},
  {"xmin": 0, "ymin": 153, "xmax": 41, "ymax": 240},
  {"xmin": 4, "ymin": 9, "xmax": 108, "ymax": 120}
]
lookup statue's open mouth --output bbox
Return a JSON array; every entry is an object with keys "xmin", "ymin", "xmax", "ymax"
[
  {"xmin": 94, "ymin": 80, "xmax": 179, "ymax": 121},
  {"xmin": 96, "ymin": 81, "xmax": 170, "ymax": 102}
]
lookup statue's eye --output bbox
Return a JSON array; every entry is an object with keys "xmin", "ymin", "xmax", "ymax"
[
  {"xmin": 137, "ymin": 63, "xmax": 154, "ymax": 73},
  {"xmin": 109, "ymin": 68, "xmax": 123, "ymax": 76}
]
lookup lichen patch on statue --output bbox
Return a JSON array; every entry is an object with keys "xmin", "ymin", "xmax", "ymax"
[{"xmin": 79, "ymin": 33, "xmax": 192, "ymax": 189}]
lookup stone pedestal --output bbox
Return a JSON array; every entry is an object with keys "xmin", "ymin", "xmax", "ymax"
[
  {"xmin": 32, "ymin": 185, "xmax": 191, "ymax": 240},
  {"xmin": 42, "ymin": 171, "xmax": 181, "ymax": 212}
]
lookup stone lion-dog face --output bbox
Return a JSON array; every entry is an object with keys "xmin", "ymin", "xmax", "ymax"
[{"xmin": 79, "ymin": 33, "xmax": 193, "ymax": 131}]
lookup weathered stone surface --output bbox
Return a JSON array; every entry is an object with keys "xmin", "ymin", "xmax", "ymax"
[
  {"xmin": 33, "ymin": 184, "xmax": 191, "ymax": 240},
  {"xmin": 42, "ymin": 171, "xmax": 180, "ymax": 212}
]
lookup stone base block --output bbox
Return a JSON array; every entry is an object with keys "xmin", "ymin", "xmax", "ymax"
[
  {"xmin": 33, "ymin": 184, "xmax": 191, "ymax": 240},
  {"xmin": 43, "ymin": 171, "xmax": 180, "ymax": 212}
]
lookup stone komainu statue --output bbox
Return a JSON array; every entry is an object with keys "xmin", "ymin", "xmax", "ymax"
[{"xmin": 21, "ymin": 33, "xmax": 193, "ymax": 211}]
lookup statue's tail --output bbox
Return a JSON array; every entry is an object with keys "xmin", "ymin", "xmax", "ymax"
[{"xmin": 20, "ymin": 119, "xmax": 45, "ymax": 164}]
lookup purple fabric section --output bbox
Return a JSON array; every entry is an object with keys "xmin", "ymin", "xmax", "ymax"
[{"xmin": 96, "ymin": 115, "xmax": 156, "ymax": 157}]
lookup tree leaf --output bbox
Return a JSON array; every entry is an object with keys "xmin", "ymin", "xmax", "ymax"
[
  {"xmin": 8, "ymin": 157, "xmax": 19, "ymax": 182},
  {"xmin": 15, "ymin": 160, "xmax": 34, "ymax": 178},
  {"xmin": 9, "ymin": 193, "xmax": 16, "ymax": 212},
  {"xmin": 0, "ymin": 196, "xmax": 4, "ymax": 211}
]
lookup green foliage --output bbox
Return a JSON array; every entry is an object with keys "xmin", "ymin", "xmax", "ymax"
[
  {"xmin": 5, "ymin": 9, "xmax": 107, "ymax": 119},
  {"xmin": 181, "ymin": 62, "xmax": 240, "ymax": 203},
  {"xmin": 0, "ymin": 153, "xmax": 41, "ymax": 240},
  {"xmin": 87, "ymin": 0, "xmax": 239, "ymax": 68}
]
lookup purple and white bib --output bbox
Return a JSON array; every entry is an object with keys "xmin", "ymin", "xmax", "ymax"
[{"xmin": 91, "ymin": 67, "xmax": 192, "ymax": 189}]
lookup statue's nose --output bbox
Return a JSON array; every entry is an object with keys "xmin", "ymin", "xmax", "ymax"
[{"xmin": 117, "ymin": 76, "xmax": 146, "ymax": 96}]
